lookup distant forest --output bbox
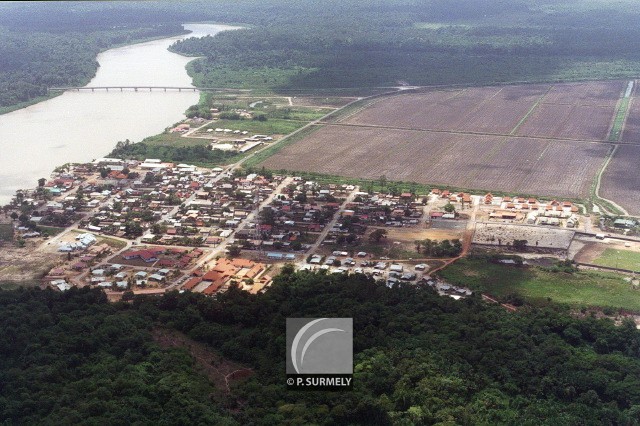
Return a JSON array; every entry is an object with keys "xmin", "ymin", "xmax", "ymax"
[
  {"xmin": 0, "ymin": 3, "xmax": 187, "ymax": 110},
  {"xmin": 1, "ymin": 271, "xmax": 640, "ymax": 424},
  {"xmin": 170, "ymin": 0, "xmax": 640, "ymax": 90},
  {"xmin": 3, "ymin": 1, "xmax": 640, "ymax": 110}
]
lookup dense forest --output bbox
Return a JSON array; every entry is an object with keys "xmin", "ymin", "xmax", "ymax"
[
  {"xmin": 0, "ymin": 3, "xmax": 188, "ymax": 110},
  {"xmin": 2, "ymin": 270, "xmax": 640, "ymax": 424},
  {"xmin": 4, "ymin": 0, "xmax": 640, "ymax": 110},
  {"xmin": 0, "ymin": 24, "xmax": 186, "ymax": 109},
  {"xmin": 169, "ymin": 0, "xmax": 640, "ymax": 89}
]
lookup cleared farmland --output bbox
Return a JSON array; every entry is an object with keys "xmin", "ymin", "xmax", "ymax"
[
  {"xmin": 600, "ymin": 144, "xmax": 640, "ymax": 215},
  {"xmin": 342, "ymin": 85, "xmax": 549, "ymax": 134},
  {"xmin": 541, "ymin": 80, "xmax": 625, "ymax": 107},
  {"xmin": 260, "ymin": 80, "xmax": 633, "ymax": 200},
  {"xmin": 338, "ymin": 81, "xmax": 622, "ymax": 140},
  {"xmin": 516, "ymin": 104, "xmax": 614, "ymax": 141},
  {"xmin": 261, "ymin": 125, "xmax": 610, "ymax": 198}
]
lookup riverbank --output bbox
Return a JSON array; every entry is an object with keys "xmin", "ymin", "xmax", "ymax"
[
  {"xmin": 0, "ymin": 23, "xmax": 236, "ymax": 205},
  {"xmin": 0, "ymin": 93, "xmax": 62, "ymax": 116},
  {"xmin": 0, "ymin": 25, "xmax": 190, "ymax": 117}
]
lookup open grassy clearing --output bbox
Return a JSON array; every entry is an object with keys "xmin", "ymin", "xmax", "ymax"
[
  {"xmin": 440, "ymin": 258, "xmax": 640, "ymax": 311},
  {"xmin": 38, "ymin": 226, "xmax": 66, "ymax": 237},
  {"xmin": 141, "ymin": 132, "xmax": 212, "ymax": 148},
  {"xmin": 204, "ymin": 118, "xmax": 307, "ymax": 135},
  {"xmin": 609, "ymin": 97, "xmax": 631, "ymax": 141},
  {"xmin": 592, "ymin": 248, "xmax": 640, "ymax": 271}
]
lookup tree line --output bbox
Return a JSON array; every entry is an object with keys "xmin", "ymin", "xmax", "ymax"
[{"xmin": 2, "ymin": 268, "xmax": 640, "ymax": 424}]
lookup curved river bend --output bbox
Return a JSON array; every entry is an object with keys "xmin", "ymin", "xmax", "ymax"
[{"xmin": 0, "ymin": 23, "xmax": 238, "ymax": 204}]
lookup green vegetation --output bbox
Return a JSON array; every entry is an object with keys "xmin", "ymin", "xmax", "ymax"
[
  {"xmin": 0, "ymin": 3, "xmax": 187, "ymax": 111},
  {"xmin": 6, "ymin": 1, "xmax": 640, "ymax": 110},
  {"xmin": 37, "ymin": 226, "xmax": 65, "ymax": 237},
  {"xmin": 593, "ymin": 248, "xmax": 640, "ymax": 271},
  {"xmin": 170, "ymin": 1, "xmax": 640, "ymax": 90},
  {"xmin": 0, "ymin": 223, "xmax": 13, "ymax": 242},
  {"xmin": 108, "ymin": 138, "xmax": 239, "ymax": 168},
  {"xmin": 440, "ymin": 256, "xmax": 640, "ymax": 311},
  {"xmin": 0, "ymin": 280, "xmax": 40, "ymax": 290},
  {"xmin": 416, "ymin": 238, "xmax": 463, "ymax": 257},
  {"xmin": 609, "ymin": 96, "xmax": 631, "ymax": 141},
  {"xmin": 4, "ymin": 273, "xmax": 640, "ymax": 424},
  {"xmin": 206, "ymin": 118, "xmax": 306, "ymax": 135},
  {"xmin": 0, "ymin": 288, "xmax": 232, "ymax": 424}
]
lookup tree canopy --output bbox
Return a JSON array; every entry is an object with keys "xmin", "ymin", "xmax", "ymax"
[{"xmin": 2, "ymin": 269, "xmax": 640, "ymax": 424}]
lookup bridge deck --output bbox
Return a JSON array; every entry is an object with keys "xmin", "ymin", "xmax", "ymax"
[{"xmin": 47, "ymin": 86, "xmax": 244, "ymax": 92}]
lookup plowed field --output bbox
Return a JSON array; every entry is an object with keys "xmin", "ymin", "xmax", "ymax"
[
  {"xmin": 260, "ymin": 80, "xmax": 634, "ymax": 201},
  {"xmin": 600, "ymin": 145, "xmax": 640, "ymax": 215},
  {"xmin": 261, "ymin": 125, "xmax": 610, "ymax": 198}
]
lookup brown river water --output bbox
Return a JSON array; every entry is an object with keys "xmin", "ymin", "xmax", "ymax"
[{"xmin": 0, "ymin": 23, "xmax": 239, "ymax": 204}]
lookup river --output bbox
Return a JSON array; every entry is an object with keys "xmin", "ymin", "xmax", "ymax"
[{"xmin": 0, "ymin": 23, "xmax": 239, "ymax": 205}]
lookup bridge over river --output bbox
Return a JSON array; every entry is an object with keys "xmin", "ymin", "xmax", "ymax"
[{"xmin": 48, "ymin": 86, "xmax": 248, "ymax": 93}]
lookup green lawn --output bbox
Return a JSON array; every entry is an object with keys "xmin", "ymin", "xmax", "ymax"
[
  {"xmin": 440, "ymin": 257, "xmax": 640, "ymax": 311},
  {"xmin": 205, "ymin": 118, "xmax": 306, "ymax": 135},
  {"xmin": 142, "ymin": 132, "xmax": 210, "ymax": 147},
  {"xmin": 38, "ymin": 226, "xmax": 66, "ymax": 237},
  {"xmin": 592, "ymin": 248, "xmax": 640, "ymax": 271}
]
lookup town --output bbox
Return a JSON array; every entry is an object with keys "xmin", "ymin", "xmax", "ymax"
[{"xmin": 3, "ymin": 151, "xmax": 638, "ymax": 303}]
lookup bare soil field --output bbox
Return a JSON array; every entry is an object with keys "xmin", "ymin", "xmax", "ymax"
[
  {"xmin": 473, "ymin": 223, "xmax": 575, "ymax": 250},
  {"xmin": 342, "ymin": 85, "xmax": 547, "ymax": 134},
  {"xmin": 0, "ymin": 243, "xmax": 58, "ymax": 284},
  {"xmin": 385, "ymin": 227, "xmax": 464, "ymax": 243},
  {"xmin": 541, "ymin": 80, "xmax": 626, "ymax": 107},
  {"xmin": 600, "ymin": 144, "xmax": 640, "ymax": 215},
  {"xmin": 572, "ymin": 241, "xmax": 607, "ymax": 264},
  {"xmin": 514, "ymin": 139, "xmax": 612, "ymax": 197},
  {"xmin": 517, "ymin": 104, "xmax": 614, "ymax": 141},
  {"xmin": 338, "ymin": 82, "xmax": 621, "ymax": 139},
  {"xmin": 260, "ymin": 80, "xmax": 633, "ymax": 202},
  {"xmin": 261, "ymin": 125, "xmax": 610, "ymax": 198}
]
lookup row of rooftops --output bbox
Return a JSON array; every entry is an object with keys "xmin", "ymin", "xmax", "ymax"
[{"xmin": 183, "ymin": 258, "xmax": 272, "ymax": 296}]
